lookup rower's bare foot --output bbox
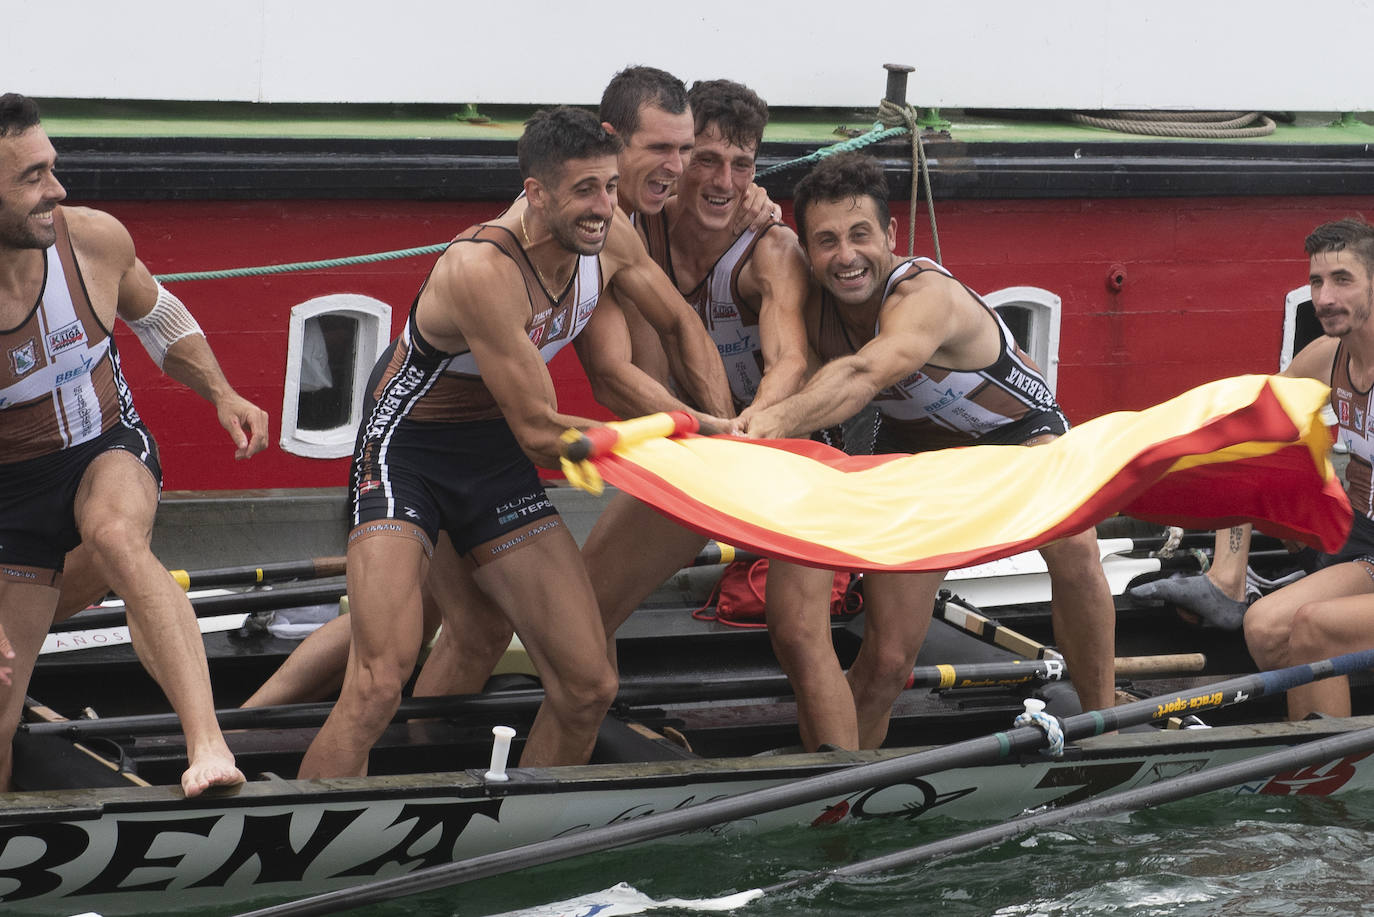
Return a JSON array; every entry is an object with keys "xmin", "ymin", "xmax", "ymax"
[{"xmin": 182, "ymin": 753, "xmax": 245, "ymax": 798}]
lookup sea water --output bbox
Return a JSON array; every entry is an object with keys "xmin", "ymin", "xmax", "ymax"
[{"xmin": 213, "ymin": 788, "xmax": 1374, "ymax": 917}]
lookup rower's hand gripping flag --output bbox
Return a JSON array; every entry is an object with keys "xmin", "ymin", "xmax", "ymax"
[{"xmin": 559, "ymin": 411, "xmax": 700, "ymax": 495}]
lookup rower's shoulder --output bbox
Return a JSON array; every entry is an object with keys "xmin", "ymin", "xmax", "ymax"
[
  {"xmin": 600, "ymin": 208, "xmax": 650, "ymax": 268},
  {"xmin": 62, "ymin": 206, "xmax": 136, "ymax": 273},
  {"xmin": 1284, "ymin": 335, "xmax": 1340, "ymax": 381}
]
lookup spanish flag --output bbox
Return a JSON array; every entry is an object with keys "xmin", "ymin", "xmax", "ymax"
[{"xmin": 561, "ymin": 376, "xmax": 1350, "ymax": 572}]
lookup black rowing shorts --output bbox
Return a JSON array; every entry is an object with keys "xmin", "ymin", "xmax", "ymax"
[
  {"xmin": 0, "ymin": 421, "xmax": 162, "ymax": 576},
  {"xmin": 349, "ymin": 415, "xmax": 558, "ymax": 559}
]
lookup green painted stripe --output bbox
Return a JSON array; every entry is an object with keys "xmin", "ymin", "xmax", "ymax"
[{"xmin": 35, "ymin": 99, "xmax": 1374, "ymax": 145}]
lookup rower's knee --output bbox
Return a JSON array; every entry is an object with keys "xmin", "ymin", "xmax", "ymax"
[
  {"xmin": 1287, "ymin": 601, "xmax": 1337, "ymax": 665},
  {"xmin": 849, "ymin": 643, "xmax": 917, "ymax": 702},
  {"xmin": 547, "ymin": 661, "xmax": 618, "ymax": 726},
  {"xmin": 1043, "ymin": 531, "xmax": 1107, "ymax": 584},
  {"xmin": 80, "ymin": 516, "xmax": 152, "ymax": 576},
  {"xmin": 348, "ymin": 659, "xmax": 410, "ymax": 720},
  {"xmin": 1244, "ymin": 595, "xmax": 1298, "ymax": 668}
]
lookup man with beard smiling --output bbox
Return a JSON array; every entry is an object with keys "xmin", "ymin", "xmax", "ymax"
[
  {"xmin": 298, "ymin": 107, "xmax": 733, "ymax": 776},
  {"xmin": 1142, "ymin": 219, "xmax": 1374, "ymax": 721},
  {"xmin": 742, "ymin": 152, "xmax": 1117, "ymax": 751},
  {"xmin": 580, "ymin": 78, "xmax": 812, "ymax": 660},
  {"xmin": 0, "ymin": 93, "xmax": 268, "ymax": 796}
]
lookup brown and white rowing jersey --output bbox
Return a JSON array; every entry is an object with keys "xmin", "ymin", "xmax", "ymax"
[
  {"xmin": 0, "ymin": 207, "xmax": 136, "ymax": 464},
  {"xmin": 363, "ymin": 223, "xmax": 602, "ymax": 429},
  {"xmin": 1329, "ymin": 340, "xmax": 1374, "ymax": 518},
  {"xmin": 814, "ymin": 257, "xmax": 1063, "ymax": 451},
  {"xmin": 639, "ymin": 211, "xmax": 773, "ymax": 410}
]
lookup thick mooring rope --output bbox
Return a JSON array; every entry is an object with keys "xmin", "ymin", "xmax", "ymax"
[{"xmin": 1066, "ymin": 110, "xmax": 1276, "ymax": 139}]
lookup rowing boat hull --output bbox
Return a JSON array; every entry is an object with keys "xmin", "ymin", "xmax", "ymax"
[{"xmin": 3, "ymin": 716, "xmax": 1373, "ymax": 915}]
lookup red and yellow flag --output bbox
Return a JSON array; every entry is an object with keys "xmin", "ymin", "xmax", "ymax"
[{"xmin": 561, "ymin": 375, "xmax": 1351, "ymax": 572}]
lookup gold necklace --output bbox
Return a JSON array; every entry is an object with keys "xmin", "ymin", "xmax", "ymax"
[{"xmin": 520, "ymin": 210, "xmax": 565, "ymax": 294}]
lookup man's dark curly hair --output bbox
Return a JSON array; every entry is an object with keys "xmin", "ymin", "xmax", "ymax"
[
  {"xmin": 686, "ymin": 79, "xmax": 768, "ymax": 152},
  {"xmin": 0, "ymin": 93, "xmax": 41, "ymax": 139},
  {"xmin": 518, "ymin": 106, "xmax": 622, "ymax": 184},
  {"xmin": 791, "ymin": 152, "xmax": 890, "ymax": 242},
  {"xmin": 1306, "ymin": 218, "xmax": 1374, "ymax": 276}
]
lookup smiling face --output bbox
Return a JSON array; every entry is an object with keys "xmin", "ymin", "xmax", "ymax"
[
  {"xmin": 615, "ymin": 103, "xmax": 694, "ymax": 217},
  {"xmin": 1310, "ymin": 249, "xmax": 1374, "ymax": 338},
  {"xmin": 800, "ymin": 194, "xmax": 898, "ymax": 306},
  {"xmin": 0, "ymin": 125, "xmax": 66, "ymax": 250},
  {"xmin": 535, "ymin": 154, "xmax": 619, "ymax": 255},
  {"xmin": 677, "ymin": 123, "xmax": 756, "ymax": 234}
]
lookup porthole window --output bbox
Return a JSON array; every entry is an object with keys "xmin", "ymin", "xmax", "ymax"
[
  {"xmin": 983, "ymin": 286, "xmax": 1062, "ymax": 394},
  {"xmin": 1280, "ymin": 285, "xmax": 1318, "ymax": 372},
  {"xmin": 280, "ymin": 294, "xmax": 392, "ymax": 459}
]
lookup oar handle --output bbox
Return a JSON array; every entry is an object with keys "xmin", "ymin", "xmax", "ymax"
[
  {"xmin": 1114, "ymin": 653, "xmax": 1207, "ymax": 677},
  {"xmin": 169, "ymin": 556, "xmax": 347, "ymax": 590},
  {"xmin": 560, "ymin": 411, "xmax": 699, "ymax": 462},
  {"xmin": 689, "ymin": 542, "xmax": 761, "ymax": 567}
]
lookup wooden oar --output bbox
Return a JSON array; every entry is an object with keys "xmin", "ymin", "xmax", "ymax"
[
  {"xmin": 933, "ymin": 594, "xmax": 1205, "ymax": 677},
  {"xmin": 226, "ymin": 648, "xmax": 1374, "ymax": 917},
  {"xmin": 167, "ymin": 556, "xmax": 346, "ymax": 591},
  {"xmin": 538, "ymin": 722, "xmax": 1374, "ymax": 914},
  {"xmin": 935, "ymin": 591, "xmax": 1058, "ymax": 659}
]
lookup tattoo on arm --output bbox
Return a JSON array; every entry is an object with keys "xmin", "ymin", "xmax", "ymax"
[{"xmin": 1227, "ymin": 526, "xmax": 1244, "ymax": 554}]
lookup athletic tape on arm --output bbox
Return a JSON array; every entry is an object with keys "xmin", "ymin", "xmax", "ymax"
[{"xmin": 125, "ymin": 283, "xmax": 204, "ymax": 368}]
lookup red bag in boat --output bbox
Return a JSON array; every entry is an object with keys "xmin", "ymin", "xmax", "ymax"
[{"xmin": 695, "ymin": 558, "xmax": 861, "ymax": 628}]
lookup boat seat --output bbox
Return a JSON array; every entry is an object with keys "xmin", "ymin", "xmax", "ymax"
[{"xmin": 591, "ymin": 716, "xmax": 700, "ymax": 764}]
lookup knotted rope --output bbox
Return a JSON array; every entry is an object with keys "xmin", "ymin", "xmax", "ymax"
[
  {"xmin": 876, "ymin": 99, "xmax": 942, "ymax": 263},
  {"xmin": 1013, "ymin": 703, "xmax": 1066, "ymax": 757}
]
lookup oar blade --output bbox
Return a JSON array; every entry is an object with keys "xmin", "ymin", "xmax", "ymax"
[{"xmin": 482, "ymin": 882, "xmax": 763, "ymax": 917}]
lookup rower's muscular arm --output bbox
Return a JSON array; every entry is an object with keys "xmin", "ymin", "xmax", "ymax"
[
  {"xmin": 430, "ymin": 248, "xmax": 598, "ymax": 469},
  {"xmin": 735, "ymin": 227, "xmax": 810, "ymax": 424},
  {"xmin": 575, "ymin": 285, "xmax": 716, "ymax": 426},
  {"xmin": 67, "ymin": 208, "xmax": 269, "ymax": 459},
  {"xmin": 743, "ymin": 283, "xmax": 950, "ymax": 438},
  {"xmin": 602, "ymin": 217, "xmax": 734, "ymax": 419}
]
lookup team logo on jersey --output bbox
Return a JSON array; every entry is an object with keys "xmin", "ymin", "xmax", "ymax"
[
  {"xmin": 717, "ymin": 327, "xmax": 754, "ymax": 357},
  {"xmin": 8, "ymin": 339, "xmax": 37, "ymax": 376},
  {"xmin": 1340, "ymin": 400, "xmax": 1351, "ymax": 426},
  {"xmin": 711, "ymin": 301, "xmax": 739, "ymax": 323},
  {"xmin": 1357, "ymin": 407, "xmax": 1365, "ymax": 432},
  {"xmin": 46, "ymin": 321, "xmax": 87, "ymax": 355},
  {"xmin": 528, "ymin": 325, "xmax": 545, "ymax": 347},
  {"xmin": 575, "ymin": 292, "xmax": 597, "ymax": 324},
  {"xmin": 549, "ymin": 312, "xmax": 567, "ymax": 340},
  {"xmin": 358, "ymin": 480, "xmax": 382, "ymax": 495}
]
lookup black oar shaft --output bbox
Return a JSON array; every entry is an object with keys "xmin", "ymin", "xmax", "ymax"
[
  {"xmin": 52, "ymin": 581, "xmax": 346, "ymax": 632},
  {"xmin": 20, "ymin": 658, "xmax": 1067, "ymax": 739},
  {"xmin": 229, "ymin": 648, "xmax": 1374, "ymax": 917},
  {"xmin": 772, "ymin": 724, "xmax": 1374, "ymax": 890}
]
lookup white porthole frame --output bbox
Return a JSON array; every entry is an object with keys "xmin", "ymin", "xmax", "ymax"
[
  {"xmin": 983, "ymin": 286, "xmax": 1062, "ymax": 395},
  {"xmin": 280, "ymin": 293, "xmax": 392, "ymax": 459}
]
